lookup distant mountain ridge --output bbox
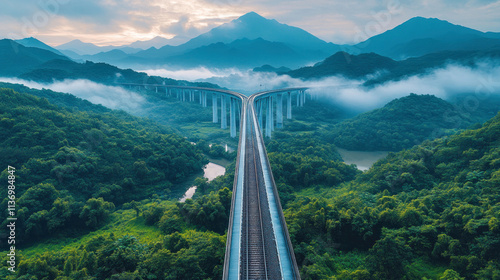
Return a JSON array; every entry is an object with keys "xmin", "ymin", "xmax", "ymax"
[
  {"xmin": 181, "ymin": 12, "xmax": 339, "ymax": 54},
  {"xmin": 4, "ymin": 14, "xmax": 500, "ymax": 79},
  {"xmin": 0, "ymin": 39, "xmax": 70, "ymax": 76},
  {"xmin": 288, "ymin": 51, "xmax": 397, "ymax": 79},
  {"xmin": 58, "ymin": 12, "xmax": 341, "ymax": 69},
  {"xmin": 351, "ymin": 17, "xmax": 500, "ymax": 59},
  {"xmin": 286, "ymin": 49, "xmax": 500, "ymax": 83},
  {"xmin": 14, "ymin": 37, "xmax": 66, "ymax": 56}
]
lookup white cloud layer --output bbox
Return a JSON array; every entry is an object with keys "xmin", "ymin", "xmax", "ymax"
[
  {"xmin": 0, "ymin": 78, "xmax": 146, "ymax": 111},
  {"xmin": 148, "ymin": 60, "xmax": 500, "ymax": 111},
  {"xmin": 2, "ymin": 61, "xmax": 499, "ymax": 116}
]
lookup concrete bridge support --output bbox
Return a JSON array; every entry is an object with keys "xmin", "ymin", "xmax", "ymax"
[
  {"xmin": 266, "ymin": 96, "xmax": 273, "ymax": 138},
  {"xmin": 221, "ymin": 95, "xmax": 227, "ymax": 129},
  {"xmin": 258, "ymin": 99, "xmax": 264, "ymax": 129},
  {"xmin": 277, "ymin": 93, "xmax": 283, "ymax": 128},
  {"xmin": 270, "ymin": 95, "xmax": 275, "ymax": 132},
  {"xmin": 202, "ymin": 91, "xmax": 207, "ymax": 107},
  {"xmin": 213, "ymin": 93, "xmax": 218, "ymax": 123},
  {"xmin": 230, "ymin": 98, "xmax": 237, "ymax": 138},
  {"xmin": 287, "ymin": 92, "xmax": 292, "ymax": 119}
]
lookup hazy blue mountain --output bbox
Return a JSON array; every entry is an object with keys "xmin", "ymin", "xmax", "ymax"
[
  {"xmin": 81, "ymin": 49, "xmax": 130, "ymax": 64},
  {"xmin": 164, "ymin": 38, "xmax": 305, "ymax": 68},
  {"xmin": 101, "ymin": 12, "xmax": 340, "ymax": 68},
  {"xmin": 0, "ymin": 39, "xmax": 70, "ymax": 76},
  {"xmin": 287, "ymin": 49, "xmax": 500, "ymax": 83},
  {"xmin": 288, "ymin": 51, "xmax": 398, "ymax": 79},
  {"xmin": 56, "ymin": 39, "xmax": 111, "ymax": 55},
  {"xmin": 182, "ymin": 12, "xmax": 339, "ymax": 54},
  {"xmin": 56, "ymin": 39, "xmax": 142, "ymax": 56},
  {"xmin": 127, "ymin": 36, "xmax": 182, "ymax": 49},
  {"xmin": 59, "ymin": 49, "xmax": 84, "ymax": 61},
  {"xmin": 352, "ymin": 17, "xmax": 500, "ymax": 59},
  {"xmin": 14, "ymin": 37, "xmax": 66, "ymax": 57}
]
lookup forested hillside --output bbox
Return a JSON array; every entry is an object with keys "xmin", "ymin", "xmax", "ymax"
[
  {"xmin": 328, "ymin": 94, "xmax": 476, "ymax": 151},
  {"xmin": 278, "ymin": 111, "xmax": 500, "ymax": 279},
  {"xmin": 0, "ymin": 88, "xmax": 206, "ymax": 247}
]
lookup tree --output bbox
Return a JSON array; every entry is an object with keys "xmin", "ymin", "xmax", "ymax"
[{"xmin": 79, "ymin": 197, "xmax": 115, "ymax": 229}]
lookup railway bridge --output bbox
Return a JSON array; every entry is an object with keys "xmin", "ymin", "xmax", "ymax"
[{"xmin": 121, "ymin": 83, "xmax": 308, "ymax": 279}]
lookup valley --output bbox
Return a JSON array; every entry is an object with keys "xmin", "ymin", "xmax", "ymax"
[{"xmin": 0, "ymin": 8, "xmax": 499, "ymax": 280}]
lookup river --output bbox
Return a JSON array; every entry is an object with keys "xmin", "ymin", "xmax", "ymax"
[{"xmin": 179, "ymin": 162, "xmax": 226, "ymax": 202}]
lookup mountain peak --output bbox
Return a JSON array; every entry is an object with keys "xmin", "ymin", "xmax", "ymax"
[
  {"xmin": 352, "ymin": 16, "xmax": 492, "ymax": 59},
  {"xmin": 181, "ymin": 11, "xmax": 335, "ymax": 54},
  {"xmin": 238, "ymin": 11, "xmax": 267, "ymax": 21}
]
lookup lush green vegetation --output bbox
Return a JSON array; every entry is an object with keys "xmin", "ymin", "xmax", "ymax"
[
  {"xmin": 277, "ymin": 111, "xmax": 500, "ymax": 279},
  {"xmin": 1, "ymin": 79, "xmax": 499, "ymax": 280},
  {"xmin": 265, "ymin": 129, "xmax": 360, "ymax": 207},
  {"xmin": 0, "ymin": 88, "xmax": 207, "ymax": 247},
  {"xmin": 0, "ymin": 186, "xmax": 232, "ymax": 280},
  {"xmin": 327, "ymin": 94, "xmax": 477, "ymax": 151}
]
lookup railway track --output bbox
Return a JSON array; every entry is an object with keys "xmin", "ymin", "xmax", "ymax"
[{"xmin": 240, "ymin": 112, "xmax": 281, "ymax": 280}]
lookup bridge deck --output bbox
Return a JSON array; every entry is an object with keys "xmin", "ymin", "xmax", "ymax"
[{"xmin": 240, "ymin": 109, "xmax": 281, "ymax": 279}]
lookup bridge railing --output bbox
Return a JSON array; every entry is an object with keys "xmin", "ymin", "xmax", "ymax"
[
  {"xmin": 249, "ymin": 93, "xmax": 303, "ymax": 279},
  {"xmin": 222, "ymin": 98, "xmax": 247, "ymax": 280}
]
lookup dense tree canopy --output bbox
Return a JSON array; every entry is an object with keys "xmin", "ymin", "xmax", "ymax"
[
  {"xmin": 0, "ymin": 88, "xmax": 207, "ymax": 246},
  {"xmin": 280, "ymin": 111, "xmax": 500, "ymax": 279},
  {"xmin": 327, "ymin": 94, "xmax": 477, "ymax": 151}
]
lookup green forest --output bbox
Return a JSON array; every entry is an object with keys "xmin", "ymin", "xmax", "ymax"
[
  {"xmin": 0, "ymin": 84, "xmax": 499, "ymax": 280},
  {"xmin": 277, "ymin": 111, "xmax": 500, "ymax": 279},
  {"xmin": 327, "ymin": 93, "xmax": 500, "ymax": 151}
]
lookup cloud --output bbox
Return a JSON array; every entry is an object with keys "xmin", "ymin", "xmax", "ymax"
[
  {"xmin": 0, "ymin": 78, "xmax": 146, "ymax": 111},
  {"xmin": 293, "ymin": 61, "xmax": 499, "ymax": 114},
  {"xmin": 185, "ymin": 60, "xmax": 500, "ymax": 110},
  {"xmin": 160, "ymin": 15, "xmax": 203, "ymax": 39},
  {"xmin": 2, "ymin": 1, "xmax": 500, "ymax": 46},
  {"xmin": 138, "ymin": 67, "xmax": 240, "ymax": 81}
]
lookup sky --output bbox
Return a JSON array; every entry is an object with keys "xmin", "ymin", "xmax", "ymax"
[{"xmin": 1, "ymin": 0, "xmax": 500, "ymax": 46}]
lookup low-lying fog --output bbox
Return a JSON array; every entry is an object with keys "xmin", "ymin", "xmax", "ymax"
[
  {"xmin": 140, "ymin": 60, "xmax": 500, "ymax": 112},
  {"xmin": 2, "ymin": 59, "xmax": 499, "ymax": 115}
]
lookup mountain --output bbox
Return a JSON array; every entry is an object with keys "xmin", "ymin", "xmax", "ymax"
[
  {"xmin": 288, "ymin": 51, "xmax": 397, "ymax": 79},
  {"xmin": 326, "ymin": 94, "xmax": 477, "ymax": 151},
  {"xmin": 162, "ymin": 38, "xmax": 309, "ymax": 68},
  {"xmin": 14, "ymin": 37, "xmax": 66, "ymax": 57},
  {"xmin": 0, "ymin": 39, "xmax": 70, "ymax": 76},
  {"xmin": 182, "ymin": 12, "xmax": 338, "ymax": 54},
  {"xmin": 352, "ymin": 17, "xmax": 500, "ymax": 59},
  {"xmin": 56, "ymin": 39, "xmax": 111, "ymax": 55},
  {"xmin": 93, "ymin": 12, "xmax": 341, "ymax": 69},
  {"xmin": 286, "ymin": 49, "xmax": 500, "ymax": 83},
  {"xmin": 56, "ymin": 39, "xmax": 142, "ymax": 56},
  {"xmin": 81, "ymin": 49, "xmax": 130, "ymax": 64},
  {"xmin": 127, "ymin": 36, "xmax": 178, "ymax": 49}
]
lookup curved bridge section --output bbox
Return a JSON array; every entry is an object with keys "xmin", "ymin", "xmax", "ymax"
[
  {"xmin": 120, "ymin": 83, "xmax": 308, "ymax": 279},
  {"xmin": 120, "ymin": 83, "xmax": 247, "ymax": 138},
  {"xmin": 252, "ymin": 88, "xmax": 308, "ymax": 138}
]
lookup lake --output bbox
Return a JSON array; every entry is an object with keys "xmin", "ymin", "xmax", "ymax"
[{"xmin": 337, "ymin": 148, "xmax": 389, "ymax": 171}]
